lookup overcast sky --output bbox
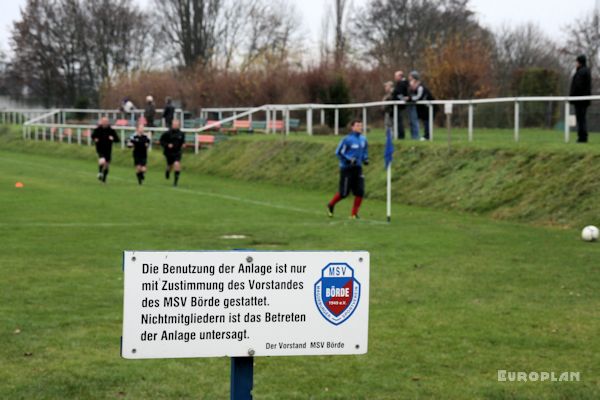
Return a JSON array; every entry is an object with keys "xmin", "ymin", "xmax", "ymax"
[{"xmin": 0, "ymin": 0, "xmax": 597, "ymax": 53}]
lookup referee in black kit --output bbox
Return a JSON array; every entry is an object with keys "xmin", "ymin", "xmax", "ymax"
[
  {"xmin": 92, "ymin": 116, "xmax": 120, "ymax": 183},
  {"xmin": 128, "ymin": 124, "xmax": 151, "ymax": 185},
  {"xmin": 160, "ymin": 119, "xmax": 186, "ymax": 187}
]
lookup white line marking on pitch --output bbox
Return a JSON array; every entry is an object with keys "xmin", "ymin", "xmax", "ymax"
[{"xmin": 0, "ymin": 222, "xmax": 147, "ymax": 228}]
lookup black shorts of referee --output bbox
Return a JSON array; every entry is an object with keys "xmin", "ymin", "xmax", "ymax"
[{"xmin": 164, "ymin": 152, "xmax": 182, "ymax": 166}]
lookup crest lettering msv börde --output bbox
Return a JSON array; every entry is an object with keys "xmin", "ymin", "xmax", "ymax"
[{"xmin": 314, "ymin": 263, "xmax": 361, "ymax": 325}]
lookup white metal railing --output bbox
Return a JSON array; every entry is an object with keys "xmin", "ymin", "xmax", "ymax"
[
  {"xmin": 14, "ymin": 96, "xmax": 600, "ymax": 152},
  {"xmin": 198, "ymin": 95, "xmax": 600, "ymax": 143}
]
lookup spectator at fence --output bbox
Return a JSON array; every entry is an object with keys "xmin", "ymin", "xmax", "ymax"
[
  {"xmin": 405, "ymin": 72, "xmax": 421, "ymax": 140},
  {"xmin": 160, "ymin": 119, "xmax": 185, "ymax": 187},
  {"xmin": 391, "ymin": 71, "xmax": 408, "ymax": 139},
  {"xmin": 144, "ymin": 96, "xmax": 156, "ymax": 127},
  {"xmin": 382, "ymin": 81, "xmax": 394, "ymax": 131},
  {"xmin": 407, "ymin": 71, "xmax": 434, "ymax": 141},
  {"xmin": 121, "ymin": 97, "xmax": 136, "ymax": 125},
  {"xmin": 163, "ymin": 97, "xmax": 175, "ymax": 128},
  {"xmin": 92, "ymin": 116, "xmax": 120, "ymax": 183},
  {"xmin": 570, "ymin": 54, "xmax": 592, "ymax": 143}
]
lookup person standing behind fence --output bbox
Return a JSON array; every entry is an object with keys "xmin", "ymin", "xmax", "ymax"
[
  {"xmin": 407, "ymin": 71, "xmax": 434, "ymax": 141},
  {"xmin": 92, "ymin": 117, "xmax": 120, "ymax": 183},
  {"xmin": 144, "ymin": 96, "xmax": 156, "ymax": 128},
  {"xmin": 391, "ymin": 71, "xmax": 409, "ymax": 139},
  {"xmin": 382, "ymin": 81, "xmax": 395, "ymax": 131},
  {"xmin": 405, "ymin": 73, "xmax": 421, "ymax": 140},
  {"xmin": 160, "ymin": 119, "xmax": 185, "ymax": 187},
  {"xmin": 570, "ymin": 55, "xmax": 592, "ymax": 143},
  {"xmin": 121, "ymin": 97, "xmax": 136, "ymax": 125},
  {"xmin": 163, "ymin": 97, "xmax": 175, "ymax": 128}
]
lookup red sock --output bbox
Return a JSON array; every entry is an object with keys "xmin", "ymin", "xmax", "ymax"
[
  {"xmin": 352, "ymin": 196, "xmax": 363, "ymax": 216},
  {"xmin": 329, "ymin": 192, "xmax": 343, "ymax": 207}
]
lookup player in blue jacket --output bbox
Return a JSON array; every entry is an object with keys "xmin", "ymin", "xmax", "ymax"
[{"xmin": 327, "ymin": 119, "xmax": 369, "ymax": 219}]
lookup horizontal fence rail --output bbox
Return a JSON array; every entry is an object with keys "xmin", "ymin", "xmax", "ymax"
[{"xmin": 10, "ymin": 95, "xmax": 600, "ymax": 150}]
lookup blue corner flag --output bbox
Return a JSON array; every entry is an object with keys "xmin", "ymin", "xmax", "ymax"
[{"xmin": 384, "ymin": 127, "xmax": 394, "ymax": 169}]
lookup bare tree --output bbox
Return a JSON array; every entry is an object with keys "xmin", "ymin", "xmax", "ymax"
[
  {"xmin": 351, "ymin": 0, "xmax": 480, "ymax": 69},
  {"xmin": 240, "ymin": 0, "xmax": 303, "ymax": 70},
  {"xmin": 493, "ymin": 23, "xmax": 567, "ymax": 95},
  {"xmin": 563, "ymin": 8, "xmax": 600, "ymax": 80},
  {"xmin": 215, "ymin": 0, "xmax": 250, "ymax": 69},
  {"xmin": 333, "ymin": 0, "xmax": 348, "ymax": 68},
  {"xmin": 153, "ymin": 0, "xmax": 222, "ymax": 68},
  {"xmin": 9, "ymin": 0, "xmax": 153, "ymax": 106},
  {"xmin": 319, "ymin": 0, "xmax": 351, "ymax": 68}
]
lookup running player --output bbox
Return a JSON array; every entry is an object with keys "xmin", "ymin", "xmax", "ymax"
[
  {"xmin": 327, "ymin": 119, "xmax": 369, "ymax": 219},
  {"xmin": 91, "ymin": 117, "xmax": 120, "ymax": 183},
  {"xmin": 128, "ymin": 124, "xmax": 151, "ymax": 185},
  {"xmin": 159, "ymin": 119, "xmax": 186, "ymax": 187}
]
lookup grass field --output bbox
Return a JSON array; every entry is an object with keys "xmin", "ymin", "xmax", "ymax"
[{"xmin": 1, "ymin": 138, "xmax": 600, "ymax": 399}]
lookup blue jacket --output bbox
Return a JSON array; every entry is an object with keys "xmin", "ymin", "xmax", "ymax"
[{"xmin": 335, "ymin": 131, "xmax": 369, "ymax": 169}]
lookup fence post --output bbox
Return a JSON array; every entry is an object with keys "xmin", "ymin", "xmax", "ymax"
[
  {"xmin": 514, "ymin": 101, "xmax": 520, "ymax": 142},
  {"xmin": 77, "ymin": 128, "xmax": 81, "ymax": 145},
  {"xmin": 393, "ymin": 105, "xmax": 398, "ymax": 140},
  {"xmin": 266, "ymin": 108, "xmax": 271, "ymax": 134},
  {"xmin": 195, "ymin": 134, "xmax": 199, "ymax": 154},
  {"xmin": 564, "ymin": 101, "xmax": 570, "ymax": 143},
  {"xmin": 320, "ymin": 109, "xmax": 325, "ymax": 125},
  {"xmin": 468, "ymin": 103, "xmax": 474, "ymax": 142},
  {"xmin": 362, "ymin": 107, "xmax": 368, "ymax": 135},
  {"xmin": 307, "ymin": 107, "xmax": 313, "ymax": 136},
  {"xmin": 285, "ymin": 108, "xmax": 290, "ymax": 136},
  {"xmin": 334, "ymin": 108, "xmax": 339, "ymax": 135},
  {"xmin": 429, "ymin": 104, "xmax": 434, "ymax": 141},
  {"xmin": 121, "ymin": 130, "xmax": 125, "ymax": 149}
]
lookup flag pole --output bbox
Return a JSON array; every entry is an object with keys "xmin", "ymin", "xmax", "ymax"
[{"xmin": 386, "ymin": 162, "xmax": 392, "ymax": 223}]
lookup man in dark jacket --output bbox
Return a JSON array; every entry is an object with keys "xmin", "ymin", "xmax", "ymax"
[
  {"xmin": 163, "ymin": 97, "xmax": 175, "ymax": 128},
  {"xmin": 160, "ymin": 119, "xmax": 186, "ymax": 186},
  {"xmin": 407, "ymin": 71, "xmax": 434, "ymax": 141},
  {"xmin": 144, "ymin": 96, "xmax": 156, "ymax": 127},
  {"xmin": 391, "ymin": 70, "xmax": 408, "ymax": 139},
  {"xmin": 91, "ymin": 117, "xmax": 120, "ymax": 183},
  {"xmin": 570, "ymin": 55, "xmax": 592, "ymax": 143}
]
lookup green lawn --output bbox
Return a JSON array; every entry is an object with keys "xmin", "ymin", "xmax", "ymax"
[
  {"xmin": 287, "ymin": 127, "xmax": 599, "ymax": 147},
  {"xmin": 0, "ymin": 145, "xmax": 599, "ymax": 399}
]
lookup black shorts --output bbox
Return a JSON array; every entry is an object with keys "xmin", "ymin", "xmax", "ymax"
[
  {"xmin": 97, "ymin": 151, "xmax": 112, "ymax": 162},
  {"xmin": 339, "ymin": 166, "xmax": 364, "ymax": 198},
  {"xmin": 134, "ymin": 154, "xmax": 147, "ymax": 166},
  {"xmin": 164, "ymin": 152, "xmax": 182, "ymax": 165}
]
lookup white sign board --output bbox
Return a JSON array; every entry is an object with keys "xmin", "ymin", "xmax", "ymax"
[
  {"xmin": 444, "ymin": 103, "xmax": 453, "ymax": 115},
  {"xmin": 122, "ymin": 251, "xmax": 369, "ymax": 359}
]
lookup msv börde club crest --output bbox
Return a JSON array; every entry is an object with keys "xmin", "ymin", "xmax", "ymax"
[{"xmin": 314, "ymin": 263, "xmax": 361, "ymax": 325}]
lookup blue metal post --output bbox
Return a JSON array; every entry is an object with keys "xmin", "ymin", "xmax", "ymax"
[{"xmin": 230, "ymin": 357, "xmax": 254, "ymax": 400}]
